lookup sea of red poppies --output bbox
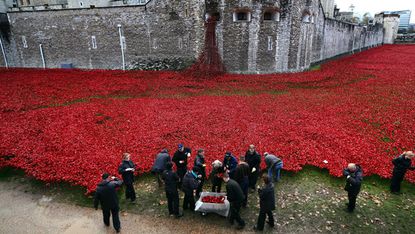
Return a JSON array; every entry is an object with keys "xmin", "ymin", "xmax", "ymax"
[{"xmin": 1, "ymin": 45, "xmax": 414, "ymax": 193}]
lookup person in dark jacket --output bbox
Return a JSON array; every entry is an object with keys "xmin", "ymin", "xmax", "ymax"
[
  {"xmin": 211, "ymin": 160, "xmax": 224, "ymax": 192},
  {"xmin": 94, "ymin": 173, "xmax": 123, "ymax": 233},
  {"xmin": 194, "ymin": 149, "xmax": 206, "ymax": 197},
  {"xmin": 162, "ymin": 162, "xmax": 183, "ymax": 218},
  {"xmin": 245, "ymin": 144, "xmax": 261, "ymax": 190},
  {"xmin": 343, "ymin": 163, "xmax": 363, "ymax": 212},
  {"xmin": 264, "ymin": 152, "xmax": 283, "ymax": 182},
  {"xmin": 223, "ymin": 172, "xmax": 245, "ymax": 230},
  {"xmin": 181, "ymin": 167, "xmax": 201, "ymax": 211},
  {"xmin": 223, "ymin": 151, "xmax": 238, "ymax": 179},
  {"xmin": 234, "ymin": 156, "xmax": 250, "ymax": 207},
  {"xmin": 118, "ymin": 152, "xmax": 136, "ymax": 203},
  {"xmin": 390, "ymin": 151, "xmax": 415, "ymax": 194},
  {"xmin": 151, "ymin": 149, "xmax": 171, "ymax": 187},
  {"xmin": 254, "ymin": 174, "xmax": 275, "ymax": 231},
  {"xmin": 172, "ymin": 144, "xmax": 191, "ymax": 187}
]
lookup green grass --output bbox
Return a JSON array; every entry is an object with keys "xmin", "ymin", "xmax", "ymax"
[
  {"xmin": 1, "ymin": 166, "xmax": 414, "ymax": 233},
  {"xmin": 310, "ymin": 65, "xmax": 321, "ymax": 71}
]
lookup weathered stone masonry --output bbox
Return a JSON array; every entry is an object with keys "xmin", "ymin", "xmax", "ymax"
[{"xmin": 0, "ymin": 0, "xmax": 384, "ymax": 74}]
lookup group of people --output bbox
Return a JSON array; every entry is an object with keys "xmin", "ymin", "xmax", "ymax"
[
  {"xmin": 342, "ymin": 151, "xmax": 415, "ymax": 213},
  {"xmin": 148, "ymin": 144, "xmax": 283, "ymax": 230},
  {"xmin": 93, "ymin": 146, "xmax": 415, "ymax": 232}
]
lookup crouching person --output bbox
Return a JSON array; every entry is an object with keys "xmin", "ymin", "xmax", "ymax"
[
  {"xmin": 254, "ymin": 175, "xmax": 275, "ymax": 231},
  {"xmin": 182, "ymin": 167, "xmax": 201, "ymax": 211},
  {"xmin": 223, "ymin": 172, "xmax": 246, "ymax": 230},
  {"xmin": 264, "ymin": 152, "xmax": 283, "ymax": 182},
  {"xmin": 94, "ymin": 173, "xmax": 123, "ymax": 233},
  {"xmin": 162, "ymin": 162, "xmax": 183, "ymax": 218},
  {"xmin": 343, "ymin": 163, "xmax": 363, "ymax": 212}
]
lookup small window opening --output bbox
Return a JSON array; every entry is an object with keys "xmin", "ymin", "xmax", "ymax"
[
  {"xmin": 91, "ymin": 36, "xmax": 97, "ymax": 49},
  {"xmin": 302, "ymin": 10, "xmax": 312, "ymax": 23},
  {"xmin": 237, "ymin": 12, "xmax": 247, "ymax": 20},
  {"xmin": 233, "ymin": 10, "xmax": 251, "ymax": 22},
  {"xmin": 267, "ymin": 36, "xmax": 273, "ymax": 51},
  {"xmin": 264, "ymin": 12, "xmax": 273, "ymax": 21},
  {"xmin": 22, "ymin": 36, "xmax": 28, "ymax": 48},
  {"xmin": 263, "ymin": 11, "xmax": 280, "ymax": 22}
]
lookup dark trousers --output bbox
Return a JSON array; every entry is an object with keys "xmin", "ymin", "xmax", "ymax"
[
  {"xmin": 229, "ymin": 201, "xmax": 245, "ymax": 227},
  {"xmin": 347, "ymin": 192, "xmax": 358, "ymax": 211},
  {"xmin": 196, "ymin": 177, "xmax": 205, "ymax": 197},
  {"xmin": 155, "ymin": 172, "xmax": 163, "ymax": 187},
  {"xmin": 390, "ymin": 172, "xmax": 405, "ymax": 193},
  {"xmin": 166, "ymin": 190, "xmax": 180, "ymax": 215},
  {"xmin": 249, "ymin": 170, "xmax": 259, "ymax": 189},
  {"xmin": 177, "ymin": 167, "xmax": 187, "ymax": 188},
  {"xmin": 102, "ymin": 208, "xmax": 120, "ymax": 231},
  {"xmin": 239, "ymin": 177, "xmax": 249, "ymax": 207},
  {"xmin": 256, "ymin": 210, "xmax": 274, "ymax": 230},
  {"xmin": 183, "ymin": 191, "xmax": 195, "ymax": 211},
  {"xmin": 125, "ymin": 183, "xmax": 136, "ymax": 201}
]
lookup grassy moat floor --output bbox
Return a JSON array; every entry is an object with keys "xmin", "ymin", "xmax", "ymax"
[{"xmin": 1, "ymin": 166, "xmax": 414, "ymax": 233}]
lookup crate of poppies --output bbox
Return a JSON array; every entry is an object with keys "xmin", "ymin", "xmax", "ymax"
[{"xmin": 195, "ymin": 192, "xmax": 230, "ymax": 217}]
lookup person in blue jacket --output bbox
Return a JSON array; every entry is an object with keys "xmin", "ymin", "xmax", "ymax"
[
  {"xmin": 223, "ymin": 151, "xmax": 238, "ymax": 179},
  {"xmin": 182, "ymin": 167, "xmax": 201, "ymax": 211},
  {"xmin": 194, "ymin": 149, "xmax": 206, "ymax": 197},
  {"xmin": 151, "ymin": 149, "xmax": 171, "ymax": 187},
  {"xmin": 264, "ymin": 152, "xmax": 283, "ymax": 182}
]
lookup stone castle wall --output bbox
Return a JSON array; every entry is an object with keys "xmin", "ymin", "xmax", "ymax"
[
  {"xmin": 2, "ymin": 0, "xmax": 205, "ymax": 70},
  {"xmin": 0, "ymin": 0, "xmax": 384, "ymax": 73}
]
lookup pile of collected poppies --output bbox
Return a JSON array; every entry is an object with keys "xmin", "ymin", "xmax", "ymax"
[
  {"xmin": 201, "ymin": 196, "xmax": 225, "ymax": 204},
  {"xmin": 1, "ymin": 45, "xmax": 415, "ymax": 193}
]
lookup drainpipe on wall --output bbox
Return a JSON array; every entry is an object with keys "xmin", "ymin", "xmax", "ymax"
[
  {"xmin": 117, "ymin": 24, "xmax": 126, "ymax": 71},
  {"xmin": 0, "ymin": 36, "xmax": 8, "ymax": 68},
  {"xmin": 39, "ymin": 44, "xmax": 46, "ymax": 68}
]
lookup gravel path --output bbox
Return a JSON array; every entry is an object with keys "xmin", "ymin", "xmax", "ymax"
[{"xmin": 0, "ymin": 181, "xmax": 250, "ymax": 234}]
